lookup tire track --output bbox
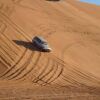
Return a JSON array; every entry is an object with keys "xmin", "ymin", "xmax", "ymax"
[
  {"xmin": 0, "ymin": 45, "xmax": 16, "ymax": 62},
  {"xmin": 32, "ymin": 58, "xmax": 52, "ymax": 85},
  {"xmin": 0, "ymin": 55, "xmax": 11, "ymax": 67},
  {"xmin": 0, "ymin": 57, "xmax": 10, "ymax": 69},
  {"xmin": 0, "ymin": 49, "xmax": 12, "ymax": 66},
  {"xmin": 45, "ymin": 63, "xmax": 64, "ymax": 85},
  {"xmin": 69, "ymin": 67, "xmax": 100, "ymax": 85},
  {"xmin": 61, "ymin": 76, "xmax": 76, "ymax": 86},
  {"xmin": 52, "ymin": 67, "xmax": 83, "ymax": 86},
  {"xmin": 0, "ymin": 46, "xmax": 14, "ymax": 62},
  {"xmin": 33, "ymin": 59, "xmax": 55, "ymax": 84},
  {"xmin": 3, "ymin": 33, "xmax": 22, "ymax": 51},
  {"xmin": 62, "ymin": 75, "xmax": 82, "ymax": 86},
  {"xmin": 0, "ymin": 19, "xmax": 23, "ymax": 52},
  {"xmin": 62, "ymin": 72, "xmax": 85, "ymax": 86},
  {"xmin": 1, "ymin": 49, "xmax": 30, "ymax": 79},
  {"xmin": 4, "ymin": 52, "xmax": 34, "ymax": 80},
  {"xmin": 40, "ymin": 62, "xmax": 58, "ymax": 86},
  {"xmin": 61, "ymin": 42, "xmax": 100, "ymax": 85},
  {"xmin": 72, "ymin": 67, "xmax": 100, "ymax": 84},
  {"xmin": 61, "ymin": 66, "xmax": 100, "ymax": 87},
  {"xmin": 43, "ymin": 54, "xmax": 64, "ymax": 84},
  {"xmin": 62, "ymin": 74, "xmax": 85, "ymax": 86},
  {"xmin": 32, "ymin": 54, "xmax": 64, "ymax": 86},
  {"xmin": 50, "ymin": 53, "xmax": 65, "ymax": 65},
  {"xmin": 15, "ymin": 52, "xmax": 42, "ymax": 80},
  {"xmin": 62, "ymin": 62, "xmax": 100, "ymax": 86},
  {"xmin": 0, "ymin": 1, "xmax": 99, "ymax": 87},
  {"xmin": 51, "ymin": 53, "xmax": 100, "ymax": 86},
  {"xmin": 0, "ymin": 9, "xmax": 50, "ymax": 82},
  {"xmin": 14, "ymin": 52, "xmax": 45, "ymax": 81},
  {"xmin": 32, "ymin": 57, "xmax": 51, "ymax": 82},
  {"xmin": 0, "ymin": 3, "xmax": 13, "ymax": 16},
  {"xmin": 0, "ymin": 47, "xmax": 13, "ymax": 64},
  {"xmin": 0, "ymin": 49, "xmax": 27, "ymax": 78},
  {"xmin": 32, "ymin": 57, "xmax": 50, "ymax": 83},
  {"xmin": 0, "ymin": 20, "xmax": 7, "ymax": 33},
  {"xmin": 0, "ymin": 37, "xmax": 18, "ymax": 56},
  {"xmin": 0, "ymin": 11, "xmax": 31, "ymax": 41}
]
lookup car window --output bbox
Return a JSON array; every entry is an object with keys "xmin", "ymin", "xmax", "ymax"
[
  {"xmin": 35, "ymin": 37, "xmax": 47, "ymax": 44},
  {"xmin": 37, "ymin": 38, "xmax": 42, "ymax": 43}
]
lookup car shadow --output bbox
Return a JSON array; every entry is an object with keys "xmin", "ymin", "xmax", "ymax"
[{"xmin": 13, "ymin": 40, "xmax": 45, "ymax": 52}]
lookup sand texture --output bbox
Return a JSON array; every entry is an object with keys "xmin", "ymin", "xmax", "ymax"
[{"xmin": 0, "ymin": 0, "xmax": 100, "ymax": 99}]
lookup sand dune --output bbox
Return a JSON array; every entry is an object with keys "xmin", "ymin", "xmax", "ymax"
[{"xmin": 0, "ymin": 0, "xmax": 100, "ymax": 99}]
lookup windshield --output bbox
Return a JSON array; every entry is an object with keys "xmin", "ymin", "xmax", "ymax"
[{"xmin": 36, "ymin": 37, "xmax": 47, "ymax": 44}]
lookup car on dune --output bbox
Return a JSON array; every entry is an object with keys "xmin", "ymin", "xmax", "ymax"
[{"xmin": 32, "ymin": 36, "xmax": 52, "ymax": 52}]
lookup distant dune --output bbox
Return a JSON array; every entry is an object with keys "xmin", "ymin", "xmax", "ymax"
[{"xmin": 0, "ymin": 0, "xmax": 100, "ymax": 99}]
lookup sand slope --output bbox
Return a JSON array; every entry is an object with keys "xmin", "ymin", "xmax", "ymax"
[{"xmin": 0, "ymin": 0, "xmax": 100, "ymax": 99}]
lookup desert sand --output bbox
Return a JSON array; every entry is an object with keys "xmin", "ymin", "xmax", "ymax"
[{"xmin": 0, "ymin": 0, "xmax": 100, "ymax": 99}]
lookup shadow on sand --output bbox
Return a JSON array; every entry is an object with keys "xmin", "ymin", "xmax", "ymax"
[{"xmin": 13, "ymin": 40, "xmax": 45, "ymax": 52}]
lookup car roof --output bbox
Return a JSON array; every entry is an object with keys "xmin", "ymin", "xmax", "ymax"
[{"xmin": 35, "ymin": 36, "xmax": 47, "ymax": 42}]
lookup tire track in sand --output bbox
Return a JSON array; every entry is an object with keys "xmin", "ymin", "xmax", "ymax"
[
  {"xmin": 15, "ymin": 52, "xmax": 42, "ymax": 80},
  {"xmin": 3, "ymin": 51, "xmax": 35, "ymax": 80}
]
